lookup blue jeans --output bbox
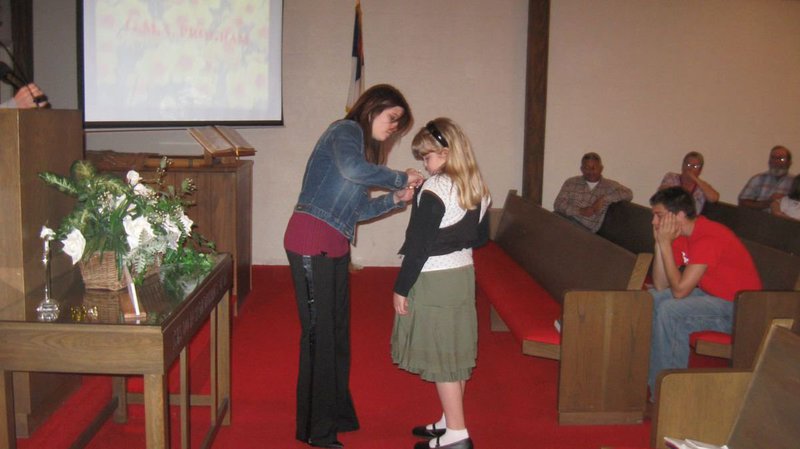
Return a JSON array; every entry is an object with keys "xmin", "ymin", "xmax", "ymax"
[{"xmin": 647, "ymin": 288, "xmax": 733, "ymax": 393}]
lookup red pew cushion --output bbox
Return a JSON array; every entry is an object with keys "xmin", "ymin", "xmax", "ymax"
[
  {"xmin": 474, "ymin": 242, "xmax": 561, "ymax": 345},
  {"xmin": 690, "ymin": 330, "xmax": 732, "ymax": 348}
]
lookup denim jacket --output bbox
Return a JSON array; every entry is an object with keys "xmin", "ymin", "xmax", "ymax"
[{"xmin": 294, "ymin": 120, "xmax": 408, "ymax": 242}]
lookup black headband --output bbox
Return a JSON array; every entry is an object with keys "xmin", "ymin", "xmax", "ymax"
[{"xmin": 426, "ymin": 121, "xmax": 449, "ymax": 148}]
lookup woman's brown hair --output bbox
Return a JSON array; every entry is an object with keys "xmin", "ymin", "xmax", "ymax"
[{"xmin": 344, "ymin": 84, "xmax": 413, "ymax": 165}]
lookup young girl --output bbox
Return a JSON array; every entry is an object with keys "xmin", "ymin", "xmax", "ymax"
[
  {"xmin": 285, "ymin": 84, "xmax": 423, "ymax": 448},
  {"xmin": 391, "ymin": 118, "xmax": 491, "ymax": 449}
]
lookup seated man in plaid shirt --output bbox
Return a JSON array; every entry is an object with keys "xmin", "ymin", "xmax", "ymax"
[
  {"xmin": 738, "ymin": 145, "xmax": 793, "ymax": 212},
  {"xmin": 554, "ymin": 152, "xmax": 633, "ymax": 233}
]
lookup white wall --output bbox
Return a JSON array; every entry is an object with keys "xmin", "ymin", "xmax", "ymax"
[
  {"xmin": 544, "ymin": 0, "xmax": 800, "ymax": 211},
  {"xmin": 32, "ymin": 0, "xmax": 800, "ymax": 266},
  {"xmin": 33, "ymin": 0, "xmax": 527, "ymax": 266}
]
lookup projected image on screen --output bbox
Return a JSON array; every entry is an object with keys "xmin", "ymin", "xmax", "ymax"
[{"xmin": 81, "ymin": 0, "xmax": 283, "ymax": 127}]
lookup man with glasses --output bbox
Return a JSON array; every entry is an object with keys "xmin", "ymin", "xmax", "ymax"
[
  {"xmin": 554, "ymin": 152, "xmax": 633, "ymax": 232},
  {"xmin": 738, "ymin": 145, "xmax": 793, "ymax": 212},
  {"xmin": 658, "ymin": 151, "xmax": 719, "ymax": 214}
]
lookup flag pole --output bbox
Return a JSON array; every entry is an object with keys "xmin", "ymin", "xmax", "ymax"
[{"xmin": 345, "ymin": 0, "xmax": 364, "ymax": 112}]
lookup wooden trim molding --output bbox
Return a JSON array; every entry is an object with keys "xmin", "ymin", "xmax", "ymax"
[{"xmin": 522, "ymin": 0, "xmax": 550, "ymax": 204}]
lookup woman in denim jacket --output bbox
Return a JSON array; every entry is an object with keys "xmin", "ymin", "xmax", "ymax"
[{"xmin": 284, "ymin": 84, "xmax": 423, "ymax": 448}]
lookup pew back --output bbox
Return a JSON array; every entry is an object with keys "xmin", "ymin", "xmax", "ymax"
[
  {"xmin": 728, "ymin": 325, "xmax": 800, "ymax": 449},
  {"xmin": 741, "ymin": 239, "xmax": 800, "ymax": 291},
  {"xmin": 597, "ymin": 200, "xmax": 655, "ymax": 255},
  {"xmin": 494, "ymin": 192, "xmax": 650, "ymax": 301},
  {"xmin": 732, "ymin": 291, "xmax": 800, "ymax": 368},
  {"xmin": 703, "ymin": 201, "xmax": 800, "ymax": 256},
  {"xmin": 652, "ymin": 325, "xmax": 800, "ymax": 449}
]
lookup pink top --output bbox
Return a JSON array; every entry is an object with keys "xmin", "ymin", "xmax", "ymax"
[{"xmin": 283, "ymin": 212, "xmax": 350, "ymax": 258}]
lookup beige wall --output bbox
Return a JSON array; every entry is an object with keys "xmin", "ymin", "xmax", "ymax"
[
  {"xmin": 544, "ymin": 0, "xmax": 800, "ymax": 211},
  {"xmin": 31, "ymin": 0, "xmax": 800, "ymax": 266},
  {"xmin": 33, "ymin": 0, "xmax": 527, "ymax": 266}
]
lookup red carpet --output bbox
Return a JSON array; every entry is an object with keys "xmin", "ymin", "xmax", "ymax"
[{"xmin": 17, "ymin": 265, "xmax": 653, "ymax": 449}]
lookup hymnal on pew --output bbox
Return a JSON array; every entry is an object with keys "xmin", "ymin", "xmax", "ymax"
[{"xmin": 664, "ymin": 437, "xmax": 728, "ymax": 449}]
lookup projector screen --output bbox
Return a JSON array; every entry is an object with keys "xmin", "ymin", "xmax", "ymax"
[{"xmin": 79, "ymin": 0, "xmax": 283, "ymax": 128}]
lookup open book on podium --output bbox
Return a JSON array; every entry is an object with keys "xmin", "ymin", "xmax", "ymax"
[{"xmin": 188, "ymin": 125, "xmax": 256, "ymax": 165}]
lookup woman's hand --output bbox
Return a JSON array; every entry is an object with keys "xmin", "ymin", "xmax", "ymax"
[
  {"xmin": 393, "ymin": 293, "xmax": 409, "ymax": 315},
  {"xmin": 394, "ymin": 187, "xmax": 414, "ymax": 204},
  {"xmin": 405, "ymin": 168, "xmax": 424, "ymax": 189}
]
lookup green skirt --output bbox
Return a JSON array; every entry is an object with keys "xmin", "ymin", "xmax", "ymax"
[{"xmin": 391, "ymin": 265, "xmax": 477, "ymax": 382}]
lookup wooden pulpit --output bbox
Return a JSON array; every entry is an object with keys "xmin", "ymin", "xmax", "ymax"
[{"xmin": 0, "ymin": 109, "xmax": 84, "ymax": 437}]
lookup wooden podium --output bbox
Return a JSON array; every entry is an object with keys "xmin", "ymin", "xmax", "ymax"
[
  {"xmin": 0, "ymin": 109, "xmax": 84, "ymax": 437},
  {"xmin": 155, "ymin": 161, "xmax": 253, "ymax": 304}
]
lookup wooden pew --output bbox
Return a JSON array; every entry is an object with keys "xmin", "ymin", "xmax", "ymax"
[
  {"xmin": 475, "ymin": 191, "xmax": 653, "ymax": 424},
  {"xmin": 650, "ymin": 323, "xmax": 800, "ymax": 449},
  {"xmin": 702, "ymin": 200, "xmax": 800, "ymax": 256},
  {"xmin": 596, "ymin": 200, "xmax": 654, "ymax": 255},
  {"xmin": 601, "ymin": 199, "xmax": 800, "ymax": 258}
]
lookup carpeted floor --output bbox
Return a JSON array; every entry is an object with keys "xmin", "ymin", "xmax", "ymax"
[{"xmin": 17, "ymin": 265, "xmax": 653, "ymax": 449}]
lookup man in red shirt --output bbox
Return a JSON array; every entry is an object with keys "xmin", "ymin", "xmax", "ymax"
[{"xmin": 647, "ymin": 187, "xmax": 762, "ymax": 395}]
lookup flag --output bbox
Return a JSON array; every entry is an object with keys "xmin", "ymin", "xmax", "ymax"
[{"xmin": 345, "ymin": 0, "xmax": 364, "ymax": 112}]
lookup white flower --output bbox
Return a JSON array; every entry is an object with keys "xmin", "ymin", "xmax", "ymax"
[
  {"xmin": 179, "ymin": 213, "xmax": 193, "ymax": 234},
  {"xmin": 126, "ymin": 170, "xmax": 141, "ymax": 186},
  {"xmin": 133, "ymin": 183, "xmax": 152, "ymax": 196},
  {"xmin": 162, "ymin": 217, "xmax": 182, "ymax": 250},
  {"xmin": 123, "ymin": 215, "xmax": 154, "ymax": 250},
  {"xmin": 114, "ymin": 194, "xmax": 126, "ymax": 209},
  {"xmin": 62, "ymin": 229, "xmax": 86, "ymax": 265},
  {"xmin": 40, "ymin": 226, "xmax": 55, "ymax": 241}
]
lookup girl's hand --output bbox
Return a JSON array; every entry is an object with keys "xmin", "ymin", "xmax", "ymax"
[{"xmin": 393, "ymin": 293, "xmax": 409, "ymax": 315}]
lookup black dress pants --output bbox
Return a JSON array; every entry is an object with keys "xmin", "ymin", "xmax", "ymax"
[{"xmin": 287, "ymin": 251, "xmax": 359, "ymax": 444}]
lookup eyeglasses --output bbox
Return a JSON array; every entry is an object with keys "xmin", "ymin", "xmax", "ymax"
[
  {"xmin": 684, "ymin": 162, "xmax": 702, "ymax": 170},
  {"xmin": 770, "ymin": 156, "xmax": 789, "ymax": 162},
  {"xmin": 426, "ymin": 121, "xmax": 449, "ymax": 148}
]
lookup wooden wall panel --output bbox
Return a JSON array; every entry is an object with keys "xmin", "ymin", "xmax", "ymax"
[{"xmin": 0, "ymin": 109, "xmax": 83, "ymax": 437}]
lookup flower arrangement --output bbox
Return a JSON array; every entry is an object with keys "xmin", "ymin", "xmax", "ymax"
[{"xmin": 39, "ymin": 158, "xmax": 215, "ymax": 285}]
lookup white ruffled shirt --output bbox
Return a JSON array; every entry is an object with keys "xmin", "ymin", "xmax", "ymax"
[{"xmin": 418, "ymin": 174, "xmax": 490, "ymax": 273}]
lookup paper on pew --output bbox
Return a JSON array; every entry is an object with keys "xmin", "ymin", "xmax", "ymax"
[{"xmin": 664, "ymin": 437, "xmax": 728, "ymax": 449}]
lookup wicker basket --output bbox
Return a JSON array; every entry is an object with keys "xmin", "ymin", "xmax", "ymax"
[
  {"xmin": 79, "ymin": 252, "xmax": 159, "ymax": 291},
  {"xmin": 82, "ymin": 289, "xmax": 124, "ymax": 321}
]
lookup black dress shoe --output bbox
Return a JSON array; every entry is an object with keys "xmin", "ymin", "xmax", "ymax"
[
  {"xmin": 412, "ymin": 423, "xmax": 447, "ymax": 438},
  {"xmin": 414, "ymin": 437, "xmax": 473, "ymax": 449},
  {"xmin": 308, "ymin": 439, "xmax": 344, "ymax": 448}
]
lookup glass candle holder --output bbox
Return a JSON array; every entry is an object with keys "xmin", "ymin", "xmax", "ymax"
[{"xmin": 36, "ymin": 238, "xmax": 60, "ymax": 322}]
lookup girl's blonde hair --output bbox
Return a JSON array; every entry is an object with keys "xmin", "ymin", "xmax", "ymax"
[{"xmin": 411, "ymin": 117, "xmax": 489, "ymax": 210}]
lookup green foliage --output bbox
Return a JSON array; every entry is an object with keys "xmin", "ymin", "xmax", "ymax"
[{"xmin": 39, "ymin": 159, "xmax": 216, "ymax": 284}]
